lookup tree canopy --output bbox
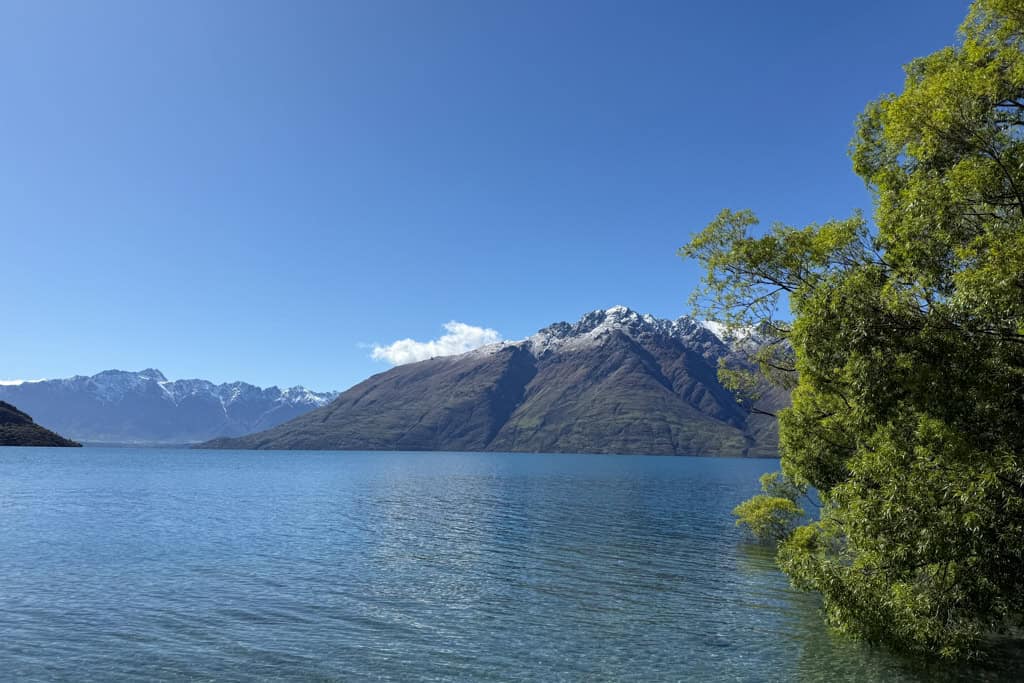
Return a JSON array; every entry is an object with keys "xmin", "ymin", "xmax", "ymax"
[{"xmin": 682, "ymin": 0, "xmax": 1024, "ymax": 660}]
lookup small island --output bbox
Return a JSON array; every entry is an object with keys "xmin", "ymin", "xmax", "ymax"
[{"xmin": 0, "ymin": 401, "xmax": 81, "ymax": 447}]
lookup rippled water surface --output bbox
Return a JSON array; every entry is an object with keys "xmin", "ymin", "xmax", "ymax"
[{"xmin": 0, "ymin": 448, "xmax": 1020, "ymax": 681}]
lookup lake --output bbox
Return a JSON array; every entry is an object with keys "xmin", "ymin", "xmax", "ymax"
[{"xmin": 0, "ymin": 447, "xmax": 1018, "ymax": 681}]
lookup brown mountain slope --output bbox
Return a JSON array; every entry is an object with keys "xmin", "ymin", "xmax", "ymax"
[{"xmin": 201, "ymin": 307, "xmax": 787, "ymax": 456}]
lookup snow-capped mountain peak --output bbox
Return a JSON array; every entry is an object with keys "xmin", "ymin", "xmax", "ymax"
[
  {"xmin": 0, "ymin": 370, "xmax": 340, "ymax": 444},
  {"xmin": 526, "ymin": 306, "xmax": 729, "ymax": 359}
]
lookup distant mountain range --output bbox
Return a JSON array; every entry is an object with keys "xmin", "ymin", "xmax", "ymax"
[
  {"xmin": 0, "ymin": 370, "xmax": 338, "ymax": 445},
  {"xmin": 203, "ymin": 306, "xmax": 787, "ymax": 456},
  {"xmin": 0, "ymin": 401, "xmax": 80, "ymax": 447}
]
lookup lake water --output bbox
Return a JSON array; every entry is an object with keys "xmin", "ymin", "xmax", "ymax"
[{"xmin": 0, "ymin": 447, "xmax": 1019, "ymax": 682}]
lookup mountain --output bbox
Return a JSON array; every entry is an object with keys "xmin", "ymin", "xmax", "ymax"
[
  {"xmin": 202, "ymin": 306, "xmax": 788, "ymax": 456},
  {"xmin": 0, "ymin": 401, "xmax": 81, "ymax": 447},
  {"xmin": 0, "ymin": 370, "xmax": 338, "ymax": 445}
]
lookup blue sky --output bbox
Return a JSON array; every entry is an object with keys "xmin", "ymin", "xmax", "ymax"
[{"xmin": 2, "ymin": 0, "xmax": 970, "ymax": 391}]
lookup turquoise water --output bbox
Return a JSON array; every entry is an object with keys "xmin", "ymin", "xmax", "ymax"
[{"xmin": 0, "ymin": 447, "xmax": 1018, "ymax": 681}]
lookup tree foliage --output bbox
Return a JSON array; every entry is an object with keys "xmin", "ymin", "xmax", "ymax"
[
  {"xmin": 682, "ymin": 0, "xmax": 1024, "ymax": 660},
  {"xmin": 733, "ymin": 472, "xmax": 806, "ymax": 542}
]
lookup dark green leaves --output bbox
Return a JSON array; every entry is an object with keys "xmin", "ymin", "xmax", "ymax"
[{"xmin": 686, "ymin": 0, "xmax": 1024, "ymax": 660}]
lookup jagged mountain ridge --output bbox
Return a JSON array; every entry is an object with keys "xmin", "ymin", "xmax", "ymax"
[
  {"xmin": 0, "ymin": 370, "xmax": 339, "ymax": 444},
  {"xmin": 0, "ymin": 401, "xmax": 81, "ymax": 447},
  {"xmin": 203, "ymin": 306, "xmax": 787, "ymax": 456}
]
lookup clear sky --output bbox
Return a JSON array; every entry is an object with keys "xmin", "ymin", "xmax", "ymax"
[{"xmin": 2, "ymin": 0, "xmax": 970, "ymax": 391}]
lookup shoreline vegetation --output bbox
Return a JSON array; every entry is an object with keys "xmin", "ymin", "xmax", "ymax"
[
  {"xmin": 685, "ymin": 0, "xmax": 1024, "ymax": 661},
  {"xmin": 0, "ymin": 401, "xmax": 80, "ymax": 447}
]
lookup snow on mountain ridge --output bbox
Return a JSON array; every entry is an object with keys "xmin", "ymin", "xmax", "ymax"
[
  {"xmin": 32, "ymin": 369, "xmax": 338, "ymax": 407},
  {"xmin": 525, "ymin": 305, "xmax": 729, "ymax": 359},
  {"xmin": 0, "ymin": 370, "xmax": 341, "ymax": 444}
]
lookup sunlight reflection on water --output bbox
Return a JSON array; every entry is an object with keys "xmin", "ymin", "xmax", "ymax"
[{"xmin": 0, "ymin": 448, "xmax": 1019, "ymax": 681}]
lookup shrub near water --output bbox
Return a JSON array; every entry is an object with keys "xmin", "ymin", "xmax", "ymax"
[
  {"xmin": 684, "ymin": 0, "xmax": 1024, "ymax": 660},
  {"xmin": 732, "ymin": 472, "xmax": 805, "ymax": 542}
]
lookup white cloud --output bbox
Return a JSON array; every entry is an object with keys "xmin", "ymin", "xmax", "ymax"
[
  {"xmin": 371, "ymin": 321, "xmax": 502, "ymax": 365},
  {"xmin": 0, "ymin": 379, "xmax": 46, "ymax": 386}
]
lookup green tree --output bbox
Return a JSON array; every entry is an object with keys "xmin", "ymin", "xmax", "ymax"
[
  {"xmin": 682, "ymin": 0, "xmax": 1024, "ymax": 660},
  {"xmin": 732, "ymin": 472, "xmax": 806, "ymax": 542}
]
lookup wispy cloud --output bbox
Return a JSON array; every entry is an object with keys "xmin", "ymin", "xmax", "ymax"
[
  {"xmin": 0, "ymin": 379, "xmax": 46, "ymax": 386},
  {"xmin": 371, "ymin": 321, "xmax": 502, "ymax": 365}
]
